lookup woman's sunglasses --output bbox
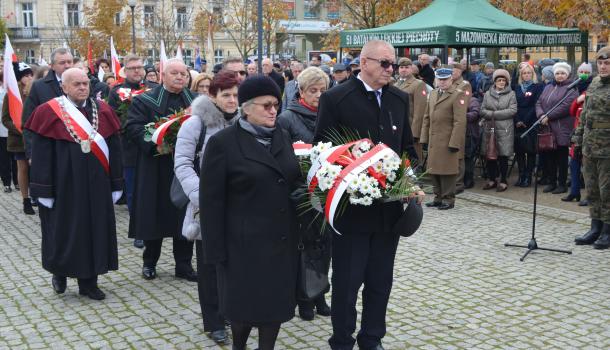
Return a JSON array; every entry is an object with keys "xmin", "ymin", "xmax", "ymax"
[{"xmin": 252, "ymin": 101, "xmax": 279, "ymax": 111}]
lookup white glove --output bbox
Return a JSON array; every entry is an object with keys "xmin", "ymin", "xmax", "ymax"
[
  {"xmin": 38, "ymin": 198, "xmax": 55, "ymax": 209},
  {"xmin": 112, "ymin": 191, "xmax": 123, "ymax": 204}
]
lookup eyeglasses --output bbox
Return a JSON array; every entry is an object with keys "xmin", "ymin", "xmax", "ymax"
[
  {"xmin": 252, "ymin": 101, "xmax": 279, "ymax": 111},
  {"xmin": 365, "ymin": 57, "xmax": 396, "ymax": 70},
  {"xmin": 125, "ymin": 66, "xmax": 145, "ymax": 71}
]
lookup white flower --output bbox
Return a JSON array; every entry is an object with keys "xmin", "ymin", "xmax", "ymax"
[
  {"xmin": 358, "ymin": 141, "xmax": 371, "ymax": 152},
  {"xmin": 361, "ymin": 196, "xmax": 373, "ymax": 206}
]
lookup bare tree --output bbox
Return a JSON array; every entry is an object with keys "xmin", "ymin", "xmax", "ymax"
[
  {"xmin": 146, "ymin": 0, "xmax": 194, "ymax": 56},
  {"xmin": 218, "ymin": 0, "xmax": 258, "ymax": 59}
]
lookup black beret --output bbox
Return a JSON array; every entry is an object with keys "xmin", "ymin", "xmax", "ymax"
[
  {"xmin": 238, "ymin": 74, "xmax": 281, "ymax": 106},
  {"xmin": 393, "ymin": 198, "xmax": 423, "ymax": 237},
  {"xmin": 13, "ymin": 62, "xmax": 33, "ymax": 82}
]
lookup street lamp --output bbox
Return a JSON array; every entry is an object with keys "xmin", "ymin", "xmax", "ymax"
[{"xmin": 128, "ymin": 0, "xmax": 137, "ymax": 54}]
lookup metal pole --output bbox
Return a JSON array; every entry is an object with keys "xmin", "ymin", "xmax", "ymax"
[
  {"xmin": 257, "ymin": 0, "xmax": 263, "ymax": 73},
  {"xmin": 130, "ymin": 6, "xmax": 136, "ymax": 54}
]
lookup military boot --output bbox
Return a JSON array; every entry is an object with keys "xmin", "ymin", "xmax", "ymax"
[
  {"xmin": 574, "ymin": 219, "xmax": 603, "ymax": 245},
  {"xmin": 593, "ymin": 223, "xmax": 610, "ymax": 250}
]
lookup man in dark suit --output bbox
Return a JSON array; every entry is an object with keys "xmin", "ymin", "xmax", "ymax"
[
  {"xmin": 314, "ymin": 40, "xmax": 425, "ymax": 350},
  {"xmin": 22, "ymin": 48, "xmax": 74, "ymax": 159},
  {"xmin": 262, "ymin": 57, "xmax": 285, "ymax": 95}
]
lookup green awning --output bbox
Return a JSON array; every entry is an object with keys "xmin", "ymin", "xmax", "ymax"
[{"xmin": 340, "ymin": 0, "xmax": 587, "ymax": 48}]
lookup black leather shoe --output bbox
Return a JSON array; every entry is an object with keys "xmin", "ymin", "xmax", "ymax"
[
  {"xmin": 425, "ymin": 201, "xmax": 441, "ymax": 207},
  {"xmin": 79, "ymin": 286, "xmax": 106, "ymax": 300},
  {"xmin": 438, "ymin": 203, "xmax": 455, "ymax": 210},
  {"xmin": 593, "ymin": 223, "xmax": 610, "ymax": 250},
  {"xmin": 142, "ymin": 266, "xmax": 156, "ymax": 280},
  {"xmin": 561, "ymin": 193, "xmax": 581, "ymax": 202},
  {"xmin": 575, "ymin": 219, "xmax": 602, "ymax": 245},
  {"xmin": 52, "ymin": 275, "xmax": 67, "ymax": 294},
  {"xmin": 464, "ymin": 181, "xmax": 474, "ymax": 189},
  {"xmin": 514, "ymin": 176, "xmax": 524, "ymax": 187},
  {"xmin": 175, "ymin": 270, "xmax": 198, "ymax": 282},
  {"xmin": 209, "ymin": 329, "xmax": 229, "ymax": 345},
  {"xmin": 298, "ymin": 304, "xmax": 315, "ymax": 321},
  {"xmin": 551, "ymin": 186, "xmax": 567, "ymax": 194},
  {"xmin": 521, "ymin": 177, "xmax": 531, "ymax": 187},
  {"xmin": 315, "ymin": 297, "xmax": 331, "ymax": 316},
  {"xmin": 542, "ymin": 184, "xmax": 556, "ymax": 193},
  {"xmin": 133, "ymin": 239, "xmax": 144, "ymax": 249}
]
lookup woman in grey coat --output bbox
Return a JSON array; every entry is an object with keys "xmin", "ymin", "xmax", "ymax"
[
  {"xmin": 174, "ymin": 70, "xmax": 240, "ymax": 345},
  {"xmin": 480, "ymin": 69, "xmax": 517, "ymax": 192}
]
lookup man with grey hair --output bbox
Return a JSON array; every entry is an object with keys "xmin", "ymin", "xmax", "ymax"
[
  {"xmin": 22, "ymin": 47, "xmax": 74, "ymax": 159},
  {"xmin": 222, "ymin": 56, "xmax": 247, "ymax": 83},
  {"xmin": 25, "ymin": 67, "xmax": 123, "ymax": 300},
  {"xmin": 125, "ymin": 58, "xmax": 197, "ymax": 282},
  {"xmin": 315, "ymin": 39, "xmax": 424, "ymax": 350},
  {"xmin": 282, "ymin": 61, "xmax": 304, "ymax": 110},
  {"xmin": 262, "ymin": 57, "xmax": 285, "ymax": 95}
]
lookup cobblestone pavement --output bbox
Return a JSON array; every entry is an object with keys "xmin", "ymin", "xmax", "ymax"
[{"xmin": 1, "ymin": 189, "xmax": 609, "ymax": 350}]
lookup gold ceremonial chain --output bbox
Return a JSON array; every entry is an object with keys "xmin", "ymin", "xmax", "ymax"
[{"xmin": 57, "ymin": 98, "xmax": 99, "ymax": 153}]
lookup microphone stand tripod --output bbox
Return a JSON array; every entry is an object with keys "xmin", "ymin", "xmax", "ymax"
[{"xmin": 504, "ymin": 86, "xmax": 576, "ymax": 261}]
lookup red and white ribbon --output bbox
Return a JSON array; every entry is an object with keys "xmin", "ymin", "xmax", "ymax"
[
  {"xmin": 48, "ymin": 96, "xmax": 110, "ymax": 174},
  {"xmin": 151, "ymin": 115, "xmax": 191, "ymax": 145},
  {"xmin": 292, "ymin": 143, "xmax": 312, "ymax": 156}
]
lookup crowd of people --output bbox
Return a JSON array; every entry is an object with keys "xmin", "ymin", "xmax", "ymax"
[{"xmin": 0, "ymin": 40, "xmax": 608, "ymax": 350}]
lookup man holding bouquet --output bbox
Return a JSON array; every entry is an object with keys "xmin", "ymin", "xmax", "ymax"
[
  {"xmin": 314, "ymin": 39, "xmax": 424, "ymax": 350},
  {"xmin": 108, "ymin": 54, "xmax": 157, "ymax": 249},
  {"xmin": 125, "ymin": 58, "xmax": 197, "ymax": 281}
]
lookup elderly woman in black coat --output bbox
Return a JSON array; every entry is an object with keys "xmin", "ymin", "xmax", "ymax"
[
  {"xmin": 277, "ymin": 66, "xmax": 332, "ymax": 321},
  {"xmin": 199, "ymin": 75, "xmax": 301, "ymax": 350}
]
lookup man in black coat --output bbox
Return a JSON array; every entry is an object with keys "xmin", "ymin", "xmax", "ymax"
[
  {"xmin": 418, "ymin": 53, "xmax": 436, "ymax": 87},
  {"xmin": 108, "ymin": 54, "xmax": 157, "ymax": 249},
  {"xmin": 314, "ymin": 40, "xmax": 425, "ymax": 350},
  {"xmin": 125, "ymin": 58, "xmax": 196, "ymax": 281},
  {"xmin": 263, "ymin": 58, "xmax": 286, "ymax": 95},
  {"xmin": 25, "ymin": 68, "xmax": 123, "ymax": 300},
  {"xmin": 22, "ymin": 48, "xmax": 74, "ymax": 159}
]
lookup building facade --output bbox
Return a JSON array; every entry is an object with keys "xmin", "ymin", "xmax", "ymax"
[{"xmin": 1, "ymin": 0, "xmax": 338, "ymax": 69}]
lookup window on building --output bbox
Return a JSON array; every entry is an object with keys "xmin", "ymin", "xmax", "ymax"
[
  {"xmin": 147, "ymin": 48, "xmax": 158, "ymax": 62},
  {"xmin": 184, "ymin": 49, "xmax": 193, "ymax": 66},
  {"xmin": 303, "ymin": 0, "xmax": 318, "ymax": 19},
  {"xmin": 114, "ymin": 12, "xmax": 121, "ymax": 26},
  {"xmin": 176, "ymin": 7, "xmax": 188, "ymax": 30},
  {"xmin": 25, "ymin": 49, "xmax": 35, "ymax": 64},
  {"xmin": 67, "ymin": 3, "xmax": 80, "ymax": 27},
  {"xmin": 22, "ymin": 3, "xmax": 35, "ymax": 27},
  {"xmin": 214, "ymin": 49, "xmax": 224, "ymax": 64},
  {"xmin": 284, "ymin": 0, "xmax": 295, "ymax": 19},
  {"xmin": 144, "ymin": 5, "xmax": 155, "ymax": 27},
  {"xmin": 326, "ymin": 0, "xmax": 340, "ymax": 19}
]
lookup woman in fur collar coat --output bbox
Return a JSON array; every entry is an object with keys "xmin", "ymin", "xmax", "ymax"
[{"xmin": 173, "ymin": 71, "xmax": 240, "ymax": 345}]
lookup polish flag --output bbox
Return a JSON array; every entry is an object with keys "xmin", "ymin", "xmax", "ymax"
[
  {"xmin": 110, "ymin": 36, "xmax": 123, "ymax": 84},
  {"xmin": 2, "ymin": 35, "xmax": 23, "ymax": 132},
  {"xmin": 176, "ymin": 42, "xmax": 183, "ymax": 60},
  {"xmin": 159, "ymin": 40, "xmax": 167, "ymax": 84}
]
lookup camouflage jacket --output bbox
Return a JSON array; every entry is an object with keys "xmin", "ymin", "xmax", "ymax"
[{"xmin": 573, "ymin": 75, "xmax": 610, "ymax": 158}]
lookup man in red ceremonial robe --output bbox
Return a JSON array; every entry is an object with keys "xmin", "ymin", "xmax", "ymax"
[{"xmin": 25, "ymin": 68, "xmax": 123, "ymax": 300}]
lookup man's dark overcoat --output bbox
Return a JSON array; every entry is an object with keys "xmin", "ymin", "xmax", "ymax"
[
  {"xmin": 25, "ymin": 99, "xmax": 123, "ymax": 278},
  {"xmin": 200, "ymin": 122, "xmax": 301, "ymax": 324},
  {"xmin": 313, "ymin": 76, "xmax": 416, "ymax": 234},
  {"xmin": 125, "ymin": 85, "xmax": 196, "ymax": 240}
]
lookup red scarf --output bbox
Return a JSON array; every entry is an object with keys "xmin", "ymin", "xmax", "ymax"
[{"xmin": 299, "ymin": 98, "xmax": 318, "ymax": 113}]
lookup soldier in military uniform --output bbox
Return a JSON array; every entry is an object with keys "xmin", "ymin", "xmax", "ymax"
[
  {"xmin": 107, "ymin": 54, "xmax": 158, "ymax": 249},
  {"xmin": 450, "ymin": 63, "xmax": 472, "ymax": 193},
  {"xmin": 125, "ymin": 58, "xmax": 197, "ymax": 280},
  {"xmin": 421, "ymin": 68, "xmax": 468, "ymax": 210},
  {"xmin": 573, "ymin": 46, "xmax": 610, "ymax": 249},
  {"xmin": 394, "ymin": 58, "xmax": 428, "ymax": 162}
]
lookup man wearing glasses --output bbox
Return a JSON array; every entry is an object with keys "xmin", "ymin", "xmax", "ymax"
[
  {"xmin": 315, "ymin": 40, "xmax": 424, "ymax": 350},
  {"xmin": 125, "ymin": 58, "xmax": 197, "ymax": 282},
  {"xmin": 222, "ymin": 56, "xmax": 248, "ymax": 83},
  {"xmin": 107, "ymin": 55, "xmax": 158, "ymax": 249}
]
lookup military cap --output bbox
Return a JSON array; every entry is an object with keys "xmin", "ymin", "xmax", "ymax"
[
  {"xmin": 333, "ymin": 63, "xmax": 347, "ymax": 72},
  {"xmin": 596, "ymin": 46, "xmax": 610, "ymax": 60},
  {"xmin": 435, "ymin": 67, "xmax": 453, "ymax": 79},
  {"xmin": 449, "ymin": 62, "xmax": 465, "ymax": 71},
  {"xmin": 398, "ymin": 57, "xmax": 412, "ymax": 66},
  {"xmin": 350, "ymin": 57, "xmax": 360, "ymax": 66}
]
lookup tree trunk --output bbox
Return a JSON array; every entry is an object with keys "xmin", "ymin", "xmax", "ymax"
[{"xmin": 567, "ymin": 46, "xmax": 576, "ymax": 68}]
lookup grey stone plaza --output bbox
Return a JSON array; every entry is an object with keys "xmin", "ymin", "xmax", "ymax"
[{"xmin": 0, "ymin": 190, "xmax": 608, "ymax": 349}]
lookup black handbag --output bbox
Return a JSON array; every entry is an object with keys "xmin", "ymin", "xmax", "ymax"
[
  {"xmin": 515, "ymin": 128, "xmax": 536, "ymax": 154},
  {"xmin": 297, "ymin": 239, "xmax": 330, "ymax": 301},
  {"xmin": 170, "ymin": 124, "xmax": 207, "ymax": 209}
]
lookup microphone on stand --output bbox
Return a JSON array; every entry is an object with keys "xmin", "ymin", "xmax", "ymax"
[{"xmin": 566, "ymin": 77, "xmax": 582, "ymax": 90}]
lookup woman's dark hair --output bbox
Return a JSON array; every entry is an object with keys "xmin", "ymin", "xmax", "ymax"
[
  {"xmin": 283, "ymin": 69, "xmax": 294, "ymax": 81},
  {"xmin": 209, "ymin": 70, "xmax": 240, "ymax": 96},
  {"xmin": 95, "ymin": 58, "xmax": 110, "ymax": 69}
]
